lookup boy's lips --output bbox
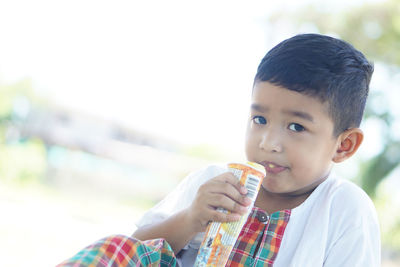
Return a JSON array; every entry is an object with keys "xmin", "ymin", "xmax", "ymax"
[{"xmin": 261, "ymin": 161, "xmax": 287, "ymax": 174}]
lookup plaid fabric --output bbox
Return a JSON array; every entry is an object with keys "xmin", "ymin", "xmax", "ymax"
[
  {"xmin": 58, "ymin": 207, "xmax": 290, "ymax": 267},
  {"xmin": 227, "ymin": 207, "xmax": 291, "ymax": 266},
  {"xmin": 57, "ymin": 235, "xmax": 176, "ymax": 267}
]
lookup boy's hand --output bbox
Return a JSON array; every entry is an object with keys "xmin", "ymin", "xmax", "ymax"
[{"xmin": 186, "ymin": 172, "xmax": 252, "ymax": 232}]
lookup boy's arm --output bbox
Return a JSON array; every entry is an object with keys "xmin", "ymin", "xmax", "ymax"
[
  {"xmin": 132, "ymin": 208, "xmax": 196, "ymax": 254},
  {"xmin": 133, "ymin": 172, "xmax": 251, "ymax": 254}
]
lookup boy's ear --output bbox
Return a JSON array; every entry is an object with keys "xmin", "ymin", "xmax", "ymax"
[{"xmin": 332, "ymin": 128, "xmax": 364, "ymax": 163}]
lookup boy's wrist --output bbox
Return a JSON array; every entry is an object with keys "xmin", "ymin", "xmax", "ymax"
[{"xmin": 180, "ymin": 208, "xmax": 200, "ymax": 235}]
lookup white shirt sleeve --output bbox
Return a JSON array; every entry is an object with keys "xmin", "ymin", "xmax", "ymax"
[
  {"xmin": 323, "ymin": 223, "xmax": 381, "ymax": 267},
  {"xmin": 135, "ymin": 164, "xmax": 227, "ymax": 228}
]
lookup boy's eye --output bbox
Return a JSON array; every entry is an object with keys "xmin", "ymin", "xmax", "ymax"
[
  {"xmin": 288, "ymin": 123, "xmax": 305, "ymax": 132},
  {"xmin": 252, "ymin": 116, "xmax": 267, "ymax": 125}
]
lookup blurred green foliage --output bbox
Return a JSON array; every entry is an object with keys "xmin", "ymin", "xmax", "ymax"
[
  {"xmin": 0, "ymin": 79, "xmax": 37, "ymax": 119},
  {"xmin": 278, "ymin": 0, "xmax": 400, "ymax": 66},
  {"xmin": 0, "ymin": 139, "xmax": 47, "ymax": 184},
  {"xmin": 0, "ymin": 80, "xmax": 47, "ymax": 185},
  {"xmin": 376, "ymin": 191, "xmax": 400, "ymax": 250}
]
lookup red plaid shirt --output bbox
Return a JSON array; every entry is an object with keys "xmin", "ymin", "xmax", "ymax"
[{"xmin": 227, "ymin": 207, "xmax": 291, "ymax": 266}]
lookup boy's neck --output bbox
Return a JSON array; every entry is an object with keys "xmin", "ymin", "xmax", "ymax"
[
  {"xmin": 255, "ymin": 188, "xmax": 313, "ymax": 215},
  {"xmin": 255, "ymin": 177, "xmax": 328, "ymax": 214}
]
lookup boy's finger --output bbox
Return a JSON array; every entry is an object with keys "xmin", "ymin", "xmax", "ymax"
[
  {"xmin": 209, "ymin": 209, "xmax": 242, "ymax": 223},
  {"xmin": 207, "ymin": 193, "xmax": 249, "ymax": 215},
  {"xmin": 209, "ymin": 179, "xmax": 251, "ymax": 207},
  {"xmin": 214, "ymin": 172, "xmax": 248, "ymax": 195}
]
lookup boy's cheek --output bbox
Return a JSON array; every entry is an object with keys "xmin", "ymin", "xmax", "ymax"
[
  {"xmin": 244, "ymin": 138, "xmax": 259, "ymax": 159},
  {"xmin": 244, "ymin": 137, "xmax": 252, "ymax": 155}
]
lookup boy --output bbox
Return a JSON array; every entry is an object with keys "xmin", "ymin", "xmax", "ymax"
[{"xmin": 58, "ymin": 34, "xmax": 380, "ymax": 266}]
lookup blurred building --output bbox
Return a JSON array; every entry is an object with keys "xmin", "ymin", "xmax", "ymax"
[{"xmin": 11, "ymin": 102, "xmax": 212, "ymax": 201}]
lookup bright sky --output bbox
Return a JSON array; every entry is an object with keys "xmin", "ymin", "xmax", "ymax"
[{"xmin": 0, "ymin": 0, "xmax": 389, "ymax": 155}]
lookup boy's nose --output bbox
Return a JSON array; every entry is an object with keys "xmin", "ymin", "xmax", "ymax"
[{"xmin": 259, "ymin": 131, "xmax": 283, "ymax": 153}]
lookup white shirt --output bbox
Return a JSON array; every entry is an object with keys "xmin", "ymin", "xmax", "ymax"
[{"xmin": 136, "ymin": 165, "xmax": 381, "ymax": 266}]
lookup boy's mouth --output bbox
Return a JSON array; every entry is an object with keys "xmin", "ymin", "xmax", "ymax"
[{"xmin": 261, "ymin": 161, "xmax": 287, "ymax": 174}]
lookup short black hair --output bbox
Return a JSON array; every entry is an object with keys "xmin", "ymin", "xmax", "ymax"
[{"xmin": 254, "ymin": 33, "xmax": 373, "ymax": 136}]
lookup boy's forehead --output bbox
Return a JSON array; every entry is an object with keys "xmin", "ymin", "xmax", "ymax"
[{"xmin": 251, "ymin": 82, "xmax": 331, "ymax": 119}]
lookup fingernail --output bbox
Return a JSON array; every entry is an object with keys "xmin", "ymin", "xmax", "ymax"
[
  {"xmin": 244, "ymin": 197, "xmax": 252, "ymax": 205},
  {"xmin": 240, "ymin": 186, "xmax": 247, "ymax": 194}
]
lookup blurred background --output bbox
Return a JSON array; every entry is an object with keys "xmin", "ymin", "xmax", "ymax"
[{"xmin": 0, "ymin": 0, "xmax": 399, "ymax": 266}]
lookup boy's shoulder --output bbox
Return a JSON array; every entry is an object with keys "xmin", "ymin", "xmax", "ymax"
[
  {"xmin": 315, "ymin": 174, "xmax": 378, "ymax": 224},
  {"xmin": 324, "ymin": 175, "xmax": 374, "ymax": 206}
]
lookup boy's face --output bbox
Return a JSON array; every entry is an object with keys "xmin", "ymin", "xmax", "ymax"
[{"xmin": 245, "ymin": 81, "xmax": 341, "ymax": 196}]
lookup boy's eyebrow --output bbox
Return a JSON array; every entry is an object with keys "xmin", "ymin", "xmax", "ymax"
[
  {"xmin": 283, "ymin": 109, "xmax": 314, "ymax": 123},
  {"xmin": 251, "ymin": 104, "xmax": 268, "ymax": 113},
  {"xmin": 251, "ymin": 104, "xmax": 314, "ymax": 123}
]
